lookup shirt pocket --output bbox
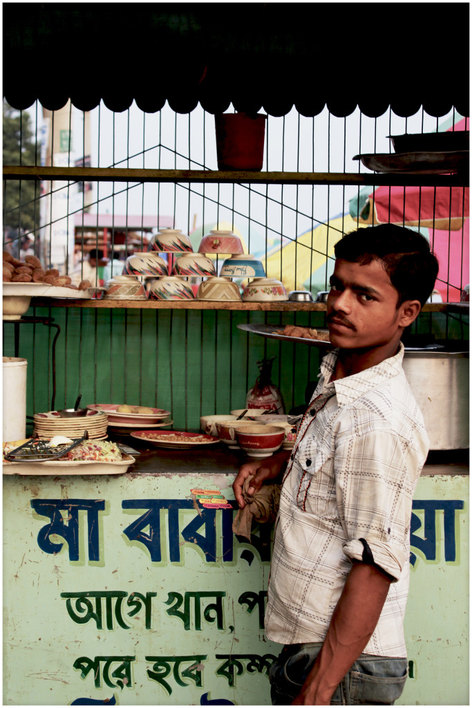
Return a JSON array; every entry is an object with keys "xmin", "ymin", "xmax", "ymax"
[{"xmin": 294, "ymin": 445, "xmax": 336, "ymax": 517}]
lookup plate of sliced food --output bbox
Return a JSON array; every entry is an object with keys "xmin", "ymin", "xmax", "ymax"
[
  {"xmin": 130, "ymin": 430, "xmax": 220, "ymax": 450},
  {"xmin": 3, "ymin": 437, "xmax": 135, "ymax": 475},
  {"xmin": 238, "ymin": 323, "xmax": 332, "ymax": 346}
]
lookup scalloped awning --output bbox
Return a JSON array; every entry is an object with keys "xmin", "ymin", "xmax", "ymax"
[{"xmin": 3, "ymin": 2, "xmax": 469, "ymax": 117}]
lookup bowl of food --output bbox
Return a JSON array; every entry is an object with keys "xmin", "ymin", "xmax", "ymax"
[
  {"xmin": 235, "ymin": 424, "xmax": 286, "ymax": 458},
  {"xmin": 200, "ymin": 414, "xmax": 236, "ymax": 436},
  {"xmin": 215, "ymin": 419, "xmax": 257, "ymax": 448},
  {"xmin": 242, "ymin": 278, "xmax": 288, "ymax": 302},
  {"xmin": 197, "ymin": 276, "xmax": 241, "ymax": 302},
  {"xmin": 220, "ymin": 255, "xmax": 266, "ymax": 278},
  {"xmin": 258, "ymin": 418, "xmax": 298, "ymax": 449},
  {"xmin": 230, "ymin": 408, "xmax": 266, "ymax": 418},
  {"xmin": 172, "ymin": 253, "xmax": 216, "ymax": 277},
  {"xmin": 198, "ymin": 230, "xmax": 244, "ymax": 255},
  {"xmin": 150, "ymin": 228, "xmax": 193, "ymax": 252}
]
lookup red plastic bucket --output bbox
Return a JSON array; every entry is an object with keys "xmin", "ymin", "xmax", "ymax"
[{"xmin": 215, "ymin": 113, "xmax": 266, "ymax": 171}]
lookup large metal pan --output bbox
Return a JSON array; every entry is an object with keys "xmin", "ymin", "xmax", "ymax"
[{"xmin": 403, "ymin": 349, "xmax": 469, "ymax": 450}]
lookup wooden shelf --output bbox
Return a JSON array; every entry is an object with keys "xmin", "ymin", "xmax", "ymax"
[
  {"xmin": 32, "ymin": 299, "xmax": 456, "ymax": 313},
  {"xmin": 3, "ymin": 165, "xmax": 469, "ymax": 188}
]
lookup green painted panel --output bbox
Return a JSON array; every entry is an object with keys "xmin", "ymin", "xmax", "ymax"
[
  {"xmin": 3, "ymin": 472, "xmax": 468, "ymax": 705},
  {"xmin": 155, "ymin": 309, "xmax": 173, "ymax": 413},
  {"xmin": 4, "ymin": 306, "xmax": 467, "ymax": 433}
]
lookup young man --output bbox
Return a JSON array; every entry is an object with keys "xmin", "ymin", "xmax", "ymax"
[{"xmin": 233, "ymin": 224, "xmax": 439, "ymax": 705}]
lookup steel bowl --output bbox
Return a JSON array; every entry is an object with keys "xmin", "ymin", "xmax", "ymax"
[
  {"xmin": 315, "ymin": 290, "xmax": 330, "ymax": 303},
  {"xmin": 57, "ymin": 408, "xmax": 89, "ymax": 418},
  {"xmin": 288, "ymin": 290, "xmax": 313, "ymax": 302}
]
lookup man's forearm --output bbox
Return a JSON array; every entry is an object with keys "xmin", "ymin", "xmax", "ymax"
[{"xmin": 293, "ymin": 561, "xmax": 392, "ymax": 705}]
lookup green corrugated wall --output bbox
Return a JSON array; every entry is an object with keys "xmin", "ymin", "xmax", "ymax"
[{"xmin": 3, "ymin": 305, "xmax": 329, "ymax": 433}]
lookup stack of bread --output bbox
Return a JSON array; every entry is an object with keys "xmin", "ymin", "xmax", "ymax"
[{"xmin": 3, "ymin": 252, "xmax": 90, "ymax": 290}]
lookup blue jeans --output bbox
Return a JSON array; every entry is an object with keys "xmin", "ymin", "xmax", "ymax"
[{"xmin": 269, "ymin": 643, "xmax": 408, "ymax": 705}]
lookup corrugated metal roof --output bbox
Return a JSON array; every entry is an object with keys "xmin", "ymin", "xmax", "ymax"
[{"xmin": 3, "ymin": 2, "xmax": 469, "ymax": 117}]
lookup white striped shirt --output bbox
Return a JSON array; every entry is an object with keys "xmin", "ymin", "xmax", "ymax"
[{"xmin": 265, "ymin": 343, "xmax": 429, "ymax": 657}]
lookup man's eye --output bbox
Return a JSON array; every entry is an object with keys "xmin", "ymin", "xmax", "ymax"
[{"xmin": 360, "ymin": 293, "xmax": 374, "ymax": 302}]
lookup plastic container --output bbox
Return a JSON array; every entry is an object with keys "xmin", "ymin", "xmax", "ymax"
[
  {"xmin": 215, "ymin": 113, "xmax": 267, "ymax": 171},
  {"xmin": 3, "ymin": 357, "xmax": 27, "ymax": 442}
]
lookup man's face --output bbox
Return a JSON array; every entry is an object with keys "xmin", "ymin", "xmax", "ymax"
[{"xmin": 327, "ymin": 258, "xmax": 411, "ymax": 351}]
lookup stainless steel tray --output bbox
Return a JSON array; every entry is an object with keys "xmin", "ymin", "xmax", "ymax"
[
  {"xmin": 353, "ymin": 150, "xmax": 468, "ymax": 174},
  {"xmin": 238, "ymin": 323, "xmax": 332, "ymax": 346}
]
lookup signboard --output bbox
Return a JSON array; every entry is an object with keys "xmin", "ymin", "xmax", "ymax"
[{"xmin": 3, "ymin": 472, "xmax": 468, "ymax": 705}]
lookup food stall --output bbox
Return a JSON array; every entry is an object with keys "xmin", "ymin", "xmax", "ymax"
[
  {"xmin": 3, "ymin": 4, "xmax": 469, "ymax": 706},
  {"xmin": 3, "ymin": 320, "xmax": 469, "ymax": 705}
]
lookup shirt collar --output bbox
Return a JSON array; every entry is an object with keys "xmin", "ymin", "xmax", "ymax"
[{"xmin": 320, "ymin": 342, "xmax": 405, "ymax": 406}]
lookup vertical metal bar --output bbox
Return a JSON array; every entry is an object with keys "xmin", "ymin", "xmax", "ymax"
[
  {"xmin": 294, "ymin": 112, "xmax": 300, "ymax": 290},
  {"xmin": 140, "ymin": 110, "xmax": 146, "ymax": 253},
  {"xmin": 310, "ymin": 115, "xmax": 316, "ymax": 291},
  {"xmin": 340, "ymin": 115, "xmax": 347, "ymax": 237},
  {"xmin": 187, "ymin": 112, "xmax": 192, "ymax": 237},
  {"xmin": 325, "ymin": 109, "xmax": 332, "ymax": 282},
  {"xmin": 202, "ymin": 110, "xmax": 207, "ymax": 234}
]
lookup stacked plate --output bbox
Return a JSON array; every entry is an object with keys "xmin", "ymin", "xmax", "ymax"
[
  {"xmin": 87, "ymin": 404, "xmax": 172, "ymax": 431},
  {"xmin": 33, "ymin": 410, "xmax": 108, "ymax": 440}
]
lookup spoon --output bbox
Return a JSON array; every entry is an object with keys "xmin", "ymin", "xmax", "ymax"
[{"xmin": 236, "ymin": 409, "xmax": 248, "ymax": 420}]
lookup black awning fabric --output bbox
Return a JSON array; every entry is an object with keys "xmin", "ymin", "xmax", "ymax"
[{"xmin": 3, "ymin": 2, "xmax": 469, "ymax": 117}]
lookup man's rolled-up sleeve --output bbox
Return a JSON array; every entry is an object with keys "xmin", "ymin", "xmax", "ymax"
[{"xmin": 334, "ymin": 424, "xmax": 420, "ymax": 581}]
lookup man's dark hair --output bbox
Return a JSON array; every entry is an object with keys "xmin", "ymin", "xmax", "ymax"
[
  {"xmin": 89, "ymin": 248, "xmax": 104, "ymax": 260},
  {"xmin": 334, "ymin": 224, "xmax": 439, "ymax": 306}
]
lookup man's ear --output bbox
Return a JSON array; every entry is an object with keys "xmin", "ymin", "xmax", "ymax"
[{"xmin": 398, "ymin": 300, "xmax": 422, "ymax": 327}]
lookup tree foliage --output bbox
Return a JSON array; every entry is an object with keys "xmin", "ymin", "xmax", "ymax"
[{"xmin": 3, "ymin": 101, "xmax": 40, "ymax": 247}]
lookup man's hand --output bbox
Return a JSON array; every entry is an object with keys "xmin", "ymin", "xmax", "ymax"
[{"xmin": 232, "ymin": 450, "xmax": 290, "ymax": 509}]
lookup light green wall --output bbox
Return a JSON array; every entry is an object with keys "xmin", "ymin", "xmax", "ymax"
[{"xmin": 3, "ymin": 472, "xmax": 468, "ymax": 705}]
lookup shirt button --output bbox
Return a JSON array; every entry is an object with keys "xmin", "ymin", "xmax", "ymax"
[
  {"xmin": 306, "ymin": 459, "xmax": 312, "ymax": 466},
  {"xmin": 310, "ymin": 409, "xmax": 316, "ymax": 416},
  {"xmin": 290, "ymin": 454, "xmax": 295, "ymax": 460}
]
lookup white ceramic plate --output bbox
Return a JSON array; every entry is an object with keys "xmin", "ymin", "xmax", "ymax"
[
  {"xmin": 238, "ymin": 323, "xmax": 332, "ymax": 346},
  {"xmin": 3, "ymin": 454, "xmax": 135, "ymax": 476},
  {"xmin": 131, "ymin": 430, "xmax": 220, "ymax": 449},
  {"xmin": 2, "ymin": 282, "xmax": 91, "ymax": 298}
]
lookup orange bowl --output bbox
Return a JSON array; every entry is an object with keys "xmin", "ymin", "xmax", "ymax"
[
  {"xmin": 198, "ymin": 230, "xmax": 244, "ymax": 255},
  {"xmin": 235, "ymin": 424, "xmax": 285, "ymax": 458}
]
